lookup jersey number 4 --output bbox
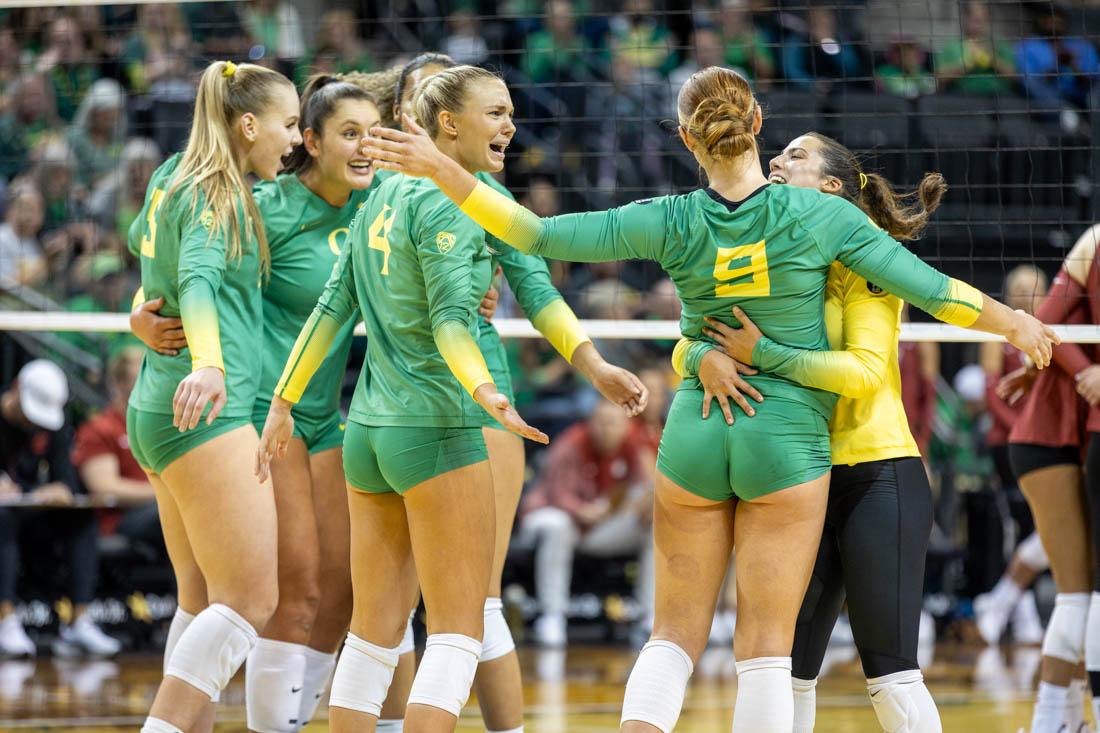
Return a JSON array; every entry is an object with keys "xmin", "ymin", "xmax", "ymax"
[
  {"xmin": 713, "ymin": 240, "xmax": 770, "ymax": 298},
  {"xmin": 368, "ymin": 205, "xmax": 396, "ymax": 275},
  {"xmin": 140, "ymin": 188, "xmax": 166, "ymax": 258}
]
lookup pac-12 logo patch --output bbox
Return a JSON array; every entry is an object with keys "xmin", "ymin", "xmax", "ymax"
[
  {"xmin": 867, "ymin": 281, "xmax": 884, "ymax": 295},
  {"xmin": 436, "ymin": 231, "xmax": 456, "ymax": 253},
  {"xmin": 199, "ymin": 209, "xmax": 215, "ymax": 230}
]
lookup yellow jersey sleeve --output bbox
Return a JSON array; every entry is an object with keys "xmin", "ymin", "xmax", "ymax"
[
  {"xmin": 671, "ymin": 337, "xmax": 716, "ymax": 379},
  {"xmin": 131, "ymin": 286, "xmax": 145, "ymax": 312},
  {"xmin": 274, "ymin": 311, "xmax": 345, "ymax": 403},
  {"xmin": 530, "ymin": 299, "xmax": 591, "ymax": 363},
  {"xmin": 434, "ymin": 320, "xmax": 494, "ymax": 397}
]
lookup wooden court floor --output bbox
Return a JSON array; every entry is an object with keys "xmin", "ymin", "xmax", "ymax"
[{"xmin": 0, "ymin": 643, "xmax": 1055, "ymax": 731}]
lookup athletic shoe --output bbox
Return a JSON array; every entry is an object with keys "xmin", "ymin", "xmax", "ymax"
[
  {"xmin": 0, "ymin": 614, "xmax": 35, "ymax": 657},
  {"xmin": 1011, "ymin": 592, "xmax": 1045, "ymax": 645},
  {"xmin": 532, "ymin": 614, "xmax": 567, "ymax": 648},
  {"xmin": 57, "ymin": 616, "xmax": 121, "ymax": 657},
  {"xmin": 974, "ymin": 592, "xmax": 1011, "ymax": 645}
]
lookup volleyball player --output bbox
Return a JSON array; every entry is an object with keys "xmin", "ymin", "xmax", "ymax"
[
  {"xmin": 362, "ymin": 65, "xmax": 1056, "ymax": 733},
  {"xmin": 255, "ymin": 66, "xmax": 563, "ymax": 733},
  {"xmin": 127, "ymin": 61, "xmax": 301, "ymax": 733},
  {"xmin": 385, "ymin": 51, "xmax": 649, "ymax": 733},
  {"xmin": 672, "ymin": 132, "xmax": 948, "ymax": 732}
]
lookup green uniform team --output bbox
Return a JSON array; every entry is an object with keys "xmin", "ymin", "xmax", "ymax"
[{"xmin": 459, "ymin": 181, "xmax": 982, "ymax": 500}]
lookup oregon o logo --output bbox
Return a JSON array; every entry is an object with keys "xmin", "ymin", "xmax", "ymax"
[
  {"xmin": 436, "ymin": 231, "xmax": 456, "ymax": 253},
  {"xmin": 328, "ymin": 227, "xmax": 349, "ymax": 256}
]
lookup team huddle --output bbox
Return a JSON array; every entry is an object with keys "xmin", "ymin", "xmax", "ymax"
[{"xmin": 127, "ymin": 54, "xmax": 1059, "ymax": 733}]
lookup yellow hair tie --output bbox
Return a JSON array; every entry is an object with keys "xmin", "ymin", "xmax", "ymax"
[
  {"xmin": 222, "ymin": 61, "xmax": 237, "ymax": 78},
  {"xmin": 859, "ymin": 172, "xmax": 868, "ymax": 190}
]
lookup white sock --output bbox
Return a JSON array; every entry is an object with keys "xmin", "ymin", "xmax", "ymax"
[
  {"xmin": 141, "ymin": 717, "xmax": 182, "ymax": 733},
  {"xmin": 376, "ymin": 721, "xmax": 404, "ymax": 731},
  {"xmin": 792, "ymin": 677, "xmax": 817, "ymax": 733},
  {"xmin": 487, "ymin": 728, "xmax": 524, "ymax": 733},
  {"xmin": 733, "ymin": 657, "xmax": 793, "ymax": 733},
  {"xmin": 988, "ymin": 576, "xmax": 1024, "ymax": 611},
  {"xmin": 297, "ymin": 646, "xmax": 337, "ymax": 730},
  {"xmin": 163, "ymin": 608, "xmax": 195, "ymax": 676},
  {"xmin": 1065, "ymin": 677, "xmax": 1086, "ymax": 732},
  {"xmin": 246, "ymin": 638, "xmax": 307, "ymax": 733},
  {"xmin": 621, "ymin": 640, "xmax": 694, "ymax": 733},
  {"xmin": 1030, "ymin": 681, "xmax": 1069, "ymax": 733}
]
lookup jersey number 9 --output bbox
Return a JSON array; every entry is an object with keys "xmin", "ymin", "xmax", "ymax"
[{"xmin": 713, "ymin": 240, "xmax": 770, "ymax": 298}]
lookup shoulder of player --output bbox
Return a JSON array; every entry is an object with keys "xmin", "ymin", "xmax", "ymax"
[
  {"xmin": 1064, "ymin": 223, "xmax": 1100, "ymax": 286},
  {"xmin": 474, "ymin": 171, "xmax": 516, "ymax": 201}
]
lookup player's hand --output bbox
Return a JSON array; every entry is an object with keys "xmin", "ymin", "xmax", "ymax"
[
  {"xmin": 698, "ymin": 349, "xmax": 763, "ymax": 425},
  {"xmin": 131, "ymin": 297, "xmax": 188, "ymax": 356},
  {"xmin": 172, "ymin": 366, "xmax": 227, "ymax": 432},
  {"xmin": 255, "ymin": 397, "xmax": 295, "ymax": 483},
  {"xmin": 703, "ymin": 306, "xmax": 762, "ymax": 365},
  {"xmin": 1006, "ymin": 310, "xmax": 1058, "ymax": 369},
  {"xmin": 1076, "ymin": 365, "xmax": 1100, "ymax": 406},
  {"xmin": 571, "ymin": 343, "xmax": 648, "ymax": 416},
  {"xmin": 479, "ymin": 280, "xmax": 500, "ymax": 321},
  {"xmin": 474, "ymin": 384, "xmax": 549, "ymax": 444},
  {"xmin": 996, "ymin": 364, "xmax": 1037, "ymax": 405},
  {"xmin": 363, "ymin": 115, "xmax": 449, "ymax": 178}
]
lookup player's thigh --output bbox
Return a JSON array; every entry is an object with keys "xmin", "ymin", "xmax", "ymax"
[
  {"xmin": 310, "ymin": 445, "xmax": 352, "ymax": 595},
  {"xmin": 270, "ymin": 438, "xmax": 321, "ymax": 597},
  {"xmin": 649, "ymin": 473, "xmax": 735, "ymax": 662},
  {"xmin": 149, "ymin": 471, "xmax": 207, "ymax": 613},
  {"xmin": 159, "ymin": 425, "xmax": 278, "ymax": 621},
  {"xmin": 483, "ymin": 426, "xmax": 525, "ymax": 595},
  {"xmin": 733, "ymin": 471, "xmax": 829, "ymax": 661}
]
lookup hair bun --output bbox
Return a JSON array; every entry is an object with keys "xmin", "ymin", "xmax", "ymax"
[{"xmin": 677, "ymin": 67, "xmax": 757, "ymax": 161}]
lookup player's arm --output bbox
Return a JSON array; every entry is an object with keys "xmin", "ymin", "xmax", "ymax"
[{"xmin": 176, "ymin": 207, "xmax": 227, "ymax": 374}]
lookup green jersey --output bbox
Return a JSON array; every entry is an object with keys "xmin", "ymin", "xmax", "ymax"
[
  {"xmin": 128, "ymin": 153, "xmax": 263, "ymax": 418},
  {"xmin": 478, "ymin": 184, "xmax": 977, "ymax": 420},
  {"xmin": 254, "ymin": 174, "xmax": 374, "ymax": 419},
  {"xmin": 278, "ymin": 175, "xmax": 493, "ymax": 427}
]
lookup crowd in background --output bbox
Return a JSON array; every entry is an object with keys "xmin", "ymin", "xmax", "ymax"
[{"xmin": 0, "ymin": 0, "xmax": 1097, "ymax": 655}]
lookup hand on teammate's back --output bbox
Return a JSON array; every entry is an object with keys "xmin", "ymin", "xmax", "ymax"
[
  {"xmin": 703, "ymin": 306, "xmax": 762, "ymax": 364},
  {"xmin": 479, "ymin": 279, "xmax": 500, "ymax": 321},
  {"xmin": 172, "ymin": 366, "xmax": 226, "ymax": 432},
  {"xmin": 255, "ymin": 397, "xmax": 295, "ymax": 483},
  {"xmin": 473, "ymin": 384, "xmax": 549, "ymax": 444},
  {"xmin": 131, "ymin": 297, "xmax": 188, "ymax": 356},
  {"xmin": 697, "ymin": 349, "xmax": 763, "ymax": 425}
]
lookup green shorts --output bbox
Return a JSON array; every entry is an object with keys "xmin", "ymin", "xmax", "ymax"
[
  {"xmin": 252, "ymin": 398, "xmax": 345, "ymax": 455},
  {"xmin": 342, "ymin": 420, "xmax": 488, "ymax": 495},
  {"xmin": 126, "ymin": 408, "xmax": 254, "ymax": 474},
  {"xmin": 476, "ymin": 319, "xmax": 515, "ymax": 432},
  {"xmin": 656, "ymin": 388, "xmax": 831, "ymax": 501}
]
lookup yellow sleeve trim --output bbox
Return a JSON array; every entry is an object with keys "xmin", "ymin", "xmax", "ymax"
[
  {"xmin": 275, "ymin": 311, "xmax": 342, "ymax": 404},
  {"xmin": 435, "ymin": 320, "xmax": 494, "ymax": 396},
  {"xmin": 671, "ymin": 337, "xmax": 693, "ymax": 379},
  {"xmin": 531, "ymin": 299, "xmax": 590, "ymax": 363},
  {"xmin": 131, "ymin": 286, "xmax": 145, "ymax": 312},
  {"xmin": 179, "ymin": 286, "xmax": 224, "ymax": 373},
  {"xmin": 933, "ymin": 278, "xmax": 983, "ymax": 328},
  {"xmin": 459, "ymin": 181, "xmax": 542, "ymax": 252}
]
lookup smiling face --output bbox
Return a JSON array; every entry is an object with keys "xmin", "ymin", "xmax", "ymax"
[
  {"xmin": 306, "ymin": 97, "xmax": 382, "ymax": 190},
  {"xmin": 767, "ymin": 134, "xmax": 840, "ymax": 194},
  {"xmin": 241, "ymin": 81, "xmax": 302, "ymax": 180},
  {"xmin": 446, "ymin": 77, "xmax": 515, "ymax": 174}
]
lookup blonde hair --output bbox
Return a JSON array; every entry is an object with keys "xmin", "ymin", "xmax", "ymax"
[
  {"xmin": 677, "ymin": 66, "xmax": 758, "ymax": 161},
  {"xmin": 341, "ymin": 66, "xmax": 402, "ymax": 128},
  {"xmin": 165, "ymin": 61, "xmax": 293, "ymax": 273},
  {"xmin": 413, "ymin": 65, "xmax": 501, "ymax": 139}
]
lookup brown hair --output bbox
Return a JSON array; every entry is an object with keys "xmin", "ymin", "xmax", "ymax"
[
  {"xmin": 676, "ymin": 66, "xmax": 758, "ymax": 162},
  {"xmin": 166, "ymin": 61, "xmax": 294, "ymax": 273},
  {"xmin": 342, "ymin": 66, "xmax": 402, "ymax": 128},
  {"xmin": 805, "ymin": 132, "xmax": 946, "ymax": 241},
  {"xmin": 283, "ymin": 74, "xmax": 377, "ymax": 175},
  {"xmin": 413, "ymin": 65, "xmax": 502, "ymax": 139}
]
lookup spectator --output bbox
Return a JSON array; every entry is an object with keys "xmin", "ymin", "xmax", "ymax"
[
  {"xmin": 780, "ymin": 5, "xmax": 865, "ymax": 91},
  {"xmin": 610, "ymin": 0, "xmax": 678, "ymax": 78},
  {"xmin": 524, "ymin": 0, "xmax": 597, "ymax": 84},
  {"xmin": 442, "ymin": 5, "xmax": 490, "ymax": 66},
  {"xmin": 296, "ymin": 10, "xmax": 375, "ymax": 83},
  {"xmin": 518, "ymin": 400, "xmax": 655, "ymax": 646},
  {"xmin": 62, "ymin": 253, "xmax": 138, "ymax": 357},
  {"xmin": 0, "ymin": 184, "xmax": 45, "ymax": 287},
  {"xmin": 34, "ymin": 14, "xmax": 100, "ymax": 123},
  {"xmin": 122, "ymin": 3, "xmax": 196, "ymax": 102},
  {"xmin": 28, "ymin": 137, "xmax": 85, "ymax": 233},
  {"xmin": 900, "ymin": 307, "xmax": 940, "ymax": 459},
  {"xmin": 72, "ymin": 348, "xmax": 159, "ymax": 549},
  {"xmin": 0, "ymin": 360, "xmax": 121, "ymax": 657},
  {"xmin": 67, "ymin": 78, "xmax": 127, "ymax": 188},
  {"xmin": 0, "ymin": 74, "xmax": 60, "ymax": 182},
  {"xmin": 935, "ymin": 0, "xmax": 1016, "ymax": 96},
  {"xmin": 0, "ymin": 26, "xmax": 23, "ymax": 92},
  {"xmin": 715, "ymin": 0, "xmax": 775, "ymax": 84},
  {"xmin": 876, "ymin": 34, "xmax": 937, "ymax": 99},
  {"xmin": 181, "ymin": 2, "xmax": 249, "ymax": 58},
  {"xmin": 1016, "ymin": 3, "xmax": 1100, "ymax": 109},
  {"xmin": 668, "ymin": 27, "xmax": 727, "ymax": 108},
  {"xmin": 88, "ymin": 138, "xmax": 161, "ymax": 244},
  {"xmin": 629, "ymin": 366, "xmax": 670, "ymax": 462},
  {"xmin": 241, "ymin": 0, "xmax": 305, "ymax": 63}
]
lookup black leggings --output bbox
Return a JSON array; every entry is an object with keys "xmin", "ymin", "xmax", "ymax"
[{"xmin": 791, "ymin": 457, "xmax": 933, "ymax": 681}]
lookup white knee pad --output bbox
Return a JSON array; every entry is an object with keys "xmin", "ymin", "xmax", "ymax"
[
  {"xmin": 1086, "ymin": 593, "xmax": 1100, "ymax": 672},
  {"xmin": 246, "ymin": 638, "xmax": 307, "ymax": 733},
  {"xmin": 165, "ymin": 603, "xmax": 257, "ymax": 700},
  {"xmin": 481, "ymin": 598, "xmax": 516, "ymax": 662},
  {"xmin": 397, "ymin": 614, "xmax": 416, "ymax": 656},
  {"xmin": 407, "ymin": 633, "xmax": 482, "ymax": 716},
  {"xmin": 297, "ymin": 647, "xmax": 337, "ymax": 730},
  {"xmin": 163, "ymin": 608, "xmax": 195, "ymax": 676},
  {"xmin": 792, "ymin": 677, "xmax": 817, "ymax": 733},
  {"xmin": 867, "ymin": 669, "xmax": 942, "ymax": 733},
  {"xmin": 328, "ymin": 633, "xmax": 400, "ymax": 716},
  {"xmin": 733, "ymin": 657, "xmax": 793, "ymax": 733},
  {"xmin": 1042, "ymin": 593, "xmax": 1088, "ymax": 664},
  {"xmin": 621, "ymin": 639, "xmax": 694, "ymax": 733},
  {"xmin": 1017, "ymin": 532, "xmax": 1049, "ymax": 571},
  {"xmin": 141, "ymin": 717, "xmax": 182, "ymax": 733}
]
